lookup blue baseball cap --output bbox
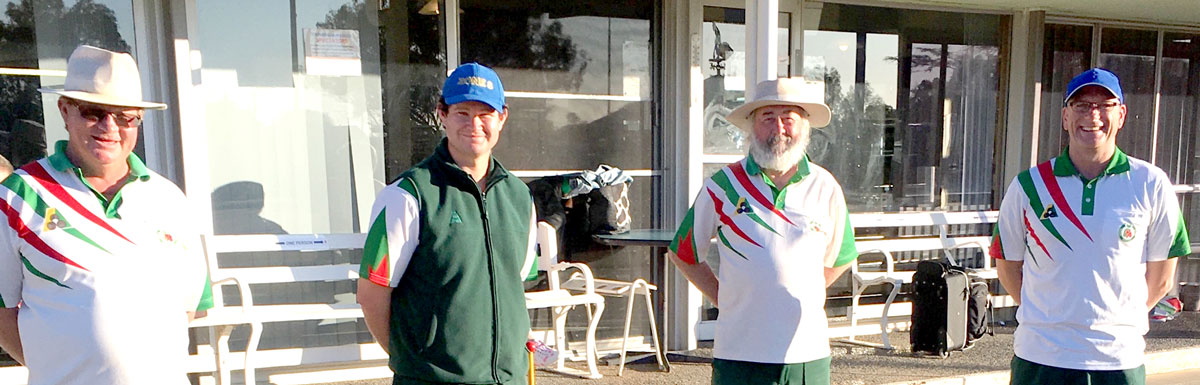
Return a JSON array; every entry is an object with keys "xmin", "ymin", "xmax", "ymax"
[
  {"xmin": 443, "ymin": 63, "xmax": 505, "ymax": 111},
  {"xmin": 1064, "ymin": 68, "xmax": 1123, "ymax": 104}
]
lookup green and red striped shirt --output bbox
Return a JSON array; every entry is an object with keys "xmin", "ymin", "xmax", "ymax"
[
  {"xmin": 992, "ymin": 147, "xmax": 1190, "ymax": 371},
  {"xmin": 669, "ymin": 155, "xmax": 856, "ymax": 364},
  {"xmin": 0, "ymin": 141, "xmax": 212, "ymax": 385}
]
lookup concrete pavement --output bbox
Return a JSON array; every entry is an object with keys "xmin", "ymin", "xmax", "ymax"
[{"xmin": 320, "ymin": 312, "xmax": 1200, "ymax": 385}]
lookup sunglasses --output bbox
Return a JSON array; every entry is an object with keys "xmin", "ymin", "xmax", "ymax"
[{"xmin": 70, "ymin": 101, "xmax": 143, "ymax": 128}]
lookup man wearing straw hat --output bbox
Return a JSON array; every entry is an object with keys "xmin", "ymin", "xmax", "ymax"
[
  {"xmin": 0, "ymin": 45, "xmax": 212, "ymax": 385},
  {"xmin": 668, "ymin": 77, "xmax": 857, "ymax": 385}
]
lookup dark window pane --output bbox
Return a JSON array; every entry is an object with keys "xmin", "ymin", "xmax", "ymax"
[
  {"xmin": 1038, "ymin": 24, "xmax": 1092, "ymax": 162},
  {"xmin": 0, "ymin": 0, "xmax": 137, "ymax": 167},
  {"xmin": 1100, "ymin": 28, "xmax": 1158, "ymax": 161},
  {"xmin": 1158, "ymin": 32, "xmax": 1200, "ymax": 185},
  {"xmin": 458, "ymin": 0, "xmax": 659, "ymax": 342},
  {"xmin": 804, "ymin": 4, "xmax": 1006, "ymax": 212},
  {"xmin": 458, "ymin": 0, "xmax": 654, "ymax": 173}
]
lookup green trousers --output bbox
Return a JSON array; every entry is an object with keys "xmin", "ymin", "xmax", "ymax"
[
  {"xmin": 712, "ymin": 356, "xmax": 832, "ymax": 385},
  {"xmin": 1010, "ymin": 356, "xmax": 1145, "ymax": 385},
  {"xmin": 392, "ymin": 374, "xmax": 527, "ymax": 385}
]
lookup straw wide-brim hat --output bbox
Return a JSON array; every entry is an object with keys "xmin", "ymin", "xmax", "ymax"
[
  {"xmin": 726, "ymin": 77, "xmax": 831, "ymax": 130},
  {"xmin": 38, "ymin": 45, "xmax": 167, "ymax": 110}
]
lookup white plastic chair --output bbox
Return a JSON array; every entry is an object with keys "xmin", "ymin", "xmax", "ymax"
[
  {"xmin": 844, "ymin": 247, "xmax": 908, "ymax": 349},
  {"xmin": 524, "ymin": 222, "xmax": 605, "ymax": 379},
  {"xmin": 560, "ymin": 271, "xmax": 666, "ymax": 376}
]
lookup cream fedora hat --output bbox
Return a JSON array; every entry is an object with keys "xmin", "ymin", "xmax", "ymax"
[
  {"xmin": 726, "ymin": 77, "xmax": 831, "ymax": 130},
  {"xmin": 38, "ymin": 45, "xmax": 167, "ymax": 110}
]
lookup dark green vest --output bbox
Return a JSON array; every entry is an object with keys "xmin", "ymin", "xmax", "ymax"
[{"xmin": 388, "ymin": 141, "xmax": 533, "ymax": 384}]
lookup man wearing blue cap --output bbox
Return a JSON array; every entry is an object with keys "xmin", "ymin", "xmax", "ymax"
[
  {"xmin": 357, "ymin": 63, "xmax": 538, "ymax": 384},
  {"xmin": 992, "ymin": 68, "xmax": 1190, "ymax": 385}
]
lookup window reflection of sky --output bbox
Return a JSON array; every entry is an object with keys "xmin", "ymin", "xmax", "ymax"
[
  {"xmin": 803, "ymin": 30, "xmax": 898, "ymax": 108},
  {"xmin": 196, "ymin": 0, "xmax": 364, "ymax": 87}
]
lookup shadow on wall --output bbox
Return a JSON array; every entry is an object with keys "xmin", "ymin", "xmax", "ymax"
[{"xmin": 211, "ymin": 181, "xmax": 287, "ymax": 235}]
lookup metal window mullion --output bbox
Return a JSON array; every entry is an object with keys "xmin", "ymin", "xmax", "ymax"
[
  {"xmin": 1150, "ymin": 29, "xmax": 1164, "ymax": 164},
  {"xmin": 444, "ymin": 0, "xmax": 460, "ymax": 73},
  {"xmin": 169, "ymin": 0, "xmax": 216, "ymax": 235},
  {"xmin": 131, "ymin": 0, "xmax": 179, "ymax": 181}
]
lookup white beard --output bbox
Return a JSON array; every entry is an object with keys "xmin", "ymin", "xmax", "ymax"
[{"xmin": 749, "ymin": 132, "xmax": 809, "ymax": 172}]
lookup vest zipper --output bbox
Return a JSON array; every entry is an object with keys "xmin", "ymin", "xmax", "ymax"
[{"xmin": 480, "ymin": 191, "xmax": 501, "ymax": 383}]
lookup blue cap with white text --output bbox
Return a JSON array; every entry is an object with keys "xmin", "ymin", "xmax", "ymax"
[
  {"xmin": 443, "ymin": 63, "xmax": 505, "ymax": 111},
  {"xmin": 1065, "ymin": 68, "xmax": 1123, "ymax": 104}
]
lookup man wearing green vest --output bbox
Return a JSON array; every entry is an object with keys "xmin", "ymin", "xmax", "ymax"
[{"xmin": 358, "ymin": 63, "xmax": 537, "ymax": 385}]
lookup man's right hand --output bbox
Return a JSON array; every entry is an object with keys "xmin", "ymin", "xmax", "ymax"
[
  {"xmin": 666, "ymin": 251, "xmax": 719, "ymax": 307},
  {"xmin": 0, "ymin": 307, "xmax": 23, "ymax": 365}
]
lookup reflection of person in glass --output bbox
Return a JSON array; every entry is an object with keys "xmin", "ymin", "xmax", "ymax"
[
  {"xmin": 994, "ymin": 68, "xmax": 1190, "ymax": 385},
  {"xmin": 0, "ymin": 46, "xmax": 213, "ymax": 384},
  {"xmin": 357, "ymin": 63, "xmax": 537, "ymax": 384},
  {"xmin": 668, "ymin": 78, "xmax": 857, "ymax": 385}
]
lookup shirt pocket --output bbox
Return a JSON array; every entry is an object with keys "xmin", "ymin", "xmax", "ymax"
[
  {"xmin": 791, "ymin": 213, "xmax": 834, "ymax": 247},
  {"xmin": 1101, "ymin": 208, "xmax": 1151, "ymax": 256}
]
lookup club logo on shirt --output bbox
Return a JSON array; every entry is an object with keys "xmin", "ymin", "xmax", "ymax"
[
  {"xmin": 450, "ymin": 211, "xmax": 463, "ymax": 224},
  {"xmin": 735, "ymin": 197, "xmax": 753, "ymax": 215},
  {"xmin": 1039, "ymin": 204, "xmax": 1058, "ymax": 219},
  {"xmin": 1119, "ymin": 223, "xmax": 1136, "ymax": 242},
  {"xmin": 808, "ymin": 221, "xmax": 826, "ymax": 235},
  {"xmin": 156, "ymin": 230, "xmax": 184, "ymax": 248},
  {"xmin": 42, "ymin": 207, "xmax": 71, "ymax": 231}
]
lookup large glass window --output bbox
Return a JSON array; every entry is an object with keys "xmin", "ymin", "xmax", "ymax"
[
  {"xmin": 701, "ymin": 6, "xmax": 791, "ymax": 156},
  {"xmin": 194, "ymin": 0, "xmax": 392, "ymax": 352},
  {"xmin": 455, "ymin": 0, "xmax": 658, "ymax": 343},
  {"xmin": 1159, "ymin": 32, "xmax": 1200, "ymax": 187},
  {"xmin": 802, "ymin": 4, "xmax": 1007, "ymax": 212},
  {"xmin": 1158, "ymin": 32, "xmax": 1200, "ymax": 244},
  {"xmin": 0, "ymin": 0, "xmax": 138, "ymax": 169},
  {"xmin": 1100, "ymin": 28, "xmax": 1158, "ymax": 160},
  {"xmin": 1036, "ymin": 23, "xmax": 1092, "ymax": 161}
]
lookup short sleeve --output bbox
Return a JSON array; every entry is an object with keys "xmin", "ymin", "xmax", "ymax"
[
  {"xmin": 0, "ymin": 211, "xmax": 21, "ymax": 308},
  {"xmin": 195, "ymin": 273, "xmax": 214, "ymax": 311},
  {"xmin": 1146, "ymin": 175, "xmax": 1191, "ymax": 261},
  {"xmin": 522, "ymin": 206, "xmax": 538, "ymax": 281},
  {"xmin": 993, "ymin": 179, "xmax": 1027, "ymax": 261},
  {"xmin": 360, "ymin": 178, "xmax": 422, "ymax": 287},
  {"xmin": 670, "ymin": 185, "xmax": 718, "ymax": 265}
]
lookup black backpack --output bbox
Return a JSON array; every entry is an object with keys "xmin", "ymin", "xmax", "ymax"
[
  {"xmin": 945, "ymin": 262, "xmax": 994, "ymax": 348},
  {"xmin": 964, "ymin": 272, "xmax": 994, "ymax": 347}
]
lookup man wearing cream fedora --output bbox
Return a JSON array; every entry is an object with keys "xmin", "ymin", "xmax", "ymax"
[
  {"xmin": 0, "ymin": 45, "xmax": 212, "ymax": 385},
  {"xmin": 667, "ymin": 77, "xmax": 856, "ymax": 385}
]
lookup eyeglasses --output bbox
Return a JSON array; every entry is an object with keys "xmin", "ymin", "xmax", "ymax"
[
  {"xmin": 70, "ymin": 102, "xmax": 143, "ymax": 128},
  {"xmin": 1068, "ymin": 100, "xmax": 1121, "ymax": 114}
]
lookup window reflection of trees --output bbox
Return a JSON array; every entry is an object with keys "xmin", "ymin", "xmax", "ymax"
[
  {"xmin": 809, "ymin": 67, "xmax": 894, "ymax": 212},
  {"xmin": 456, "ymin": 1, "xmax": 654, "ymax": 172},
  {"xmin": 809, "ymin": 45, "xmax": 998, "ymax": 212},
  {"xmin": 378, "ymin": 0, "xmax": 445, "ymax": 177},
  {"xmin": 0, "ymin": 0, "xmax": 130, "ymax": 167}
]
